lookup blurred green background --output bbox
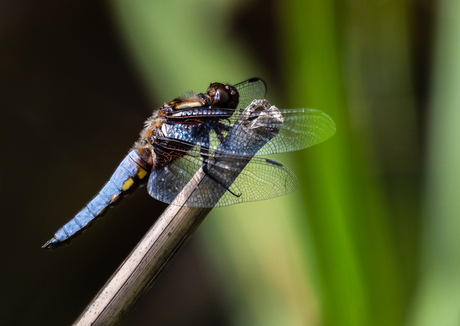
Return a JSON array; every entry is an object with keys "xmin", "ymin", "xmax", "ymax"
[{"xmin": 1, "ymin": 0, "xmax": 458, "ymax": 325}]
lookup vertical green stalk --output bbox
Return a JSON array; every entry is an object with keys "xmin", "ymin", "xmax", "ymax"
[
  {"xmin": 279, "ymin": 0, "xmax": 409, "ymax": 325},
  {"xmin": 408, "ymin": 0, "xmax": 460, "ymax": 325}
]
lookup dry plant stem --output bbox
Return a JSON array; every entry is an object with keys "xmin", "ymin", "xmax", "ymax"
[
  {"xmin": 74, "ymin": 180, "xmax": 213, "ymax": 326},
  {"xmin": 73, "ymin": 100, "xmax": 280, "ymax": 326}
]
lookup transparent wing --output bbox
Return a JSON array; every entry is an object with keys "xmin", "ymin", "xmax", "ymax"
[
  {"xmin": 234, "ymin": 78, "xmax": 267, "ymax": 109},
  {"xmin": 255, "ymin": 108, "xmax": 336, "ymax": 156},
  {"xmin": 147, "ymin": 153, "xmax": 297, "ymax": 207},
  {"xmin": 159, "ymin": 106, "xmax": 336, "ymax": 157},
  {"xmin": 201, "ymin": 108, "xmax": 336, "ymax": 156}
]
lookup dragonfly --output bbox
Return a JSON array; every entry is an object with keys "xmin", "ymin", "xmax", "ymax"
[{"xmin": 42, "ymin": 78, "xmax": 336, "ymax": 249}]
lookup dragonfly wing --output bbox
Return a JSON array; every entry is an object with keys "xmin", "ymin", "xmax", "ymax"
[
  {"xmin": 159, "ymin": 107, "xmax": 336, "ymax": 157},
  {"xmin": 255, "ymin": 108, "xmax": 336, "ymax": 156},
  {"xmin": 234, "ymin": 78, "xmax": 267, "ymax": 109},
  {"xmin": 147, "ymin": 153, "xmax": 202, "ymax": 205},
  {"xmin": 147, "ymin": 154, "xmax": 297, "ymax": 208},
  {"xmin": 205, "ymin": 108, "xmax": 336, "ymax": 156},
  {"xmin": 214, "ymin": 157, "xmax": 297, "ymax": 207}
]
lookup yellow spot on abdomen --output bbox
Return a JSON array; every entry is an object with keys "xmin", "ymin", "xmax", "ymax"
[
  {"xmin": 122, "ymin": 178, "xmax": 134, "ymax": 191},
  {"xmin": 138, "ymin": 170, "xmax": 148, "ymax": 180}
]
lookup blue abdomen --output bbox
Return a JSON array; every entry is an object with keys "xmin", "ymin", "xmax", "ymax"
[{"xmin": 42, "ymin": 149, "xmax": 151, "ymax": 249}]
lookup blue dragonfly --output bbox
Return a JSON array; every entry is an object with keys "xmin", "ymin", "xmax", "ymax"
[{"xmin": 42, "ymin": 78, "xmax": 336, "ymax": 249}]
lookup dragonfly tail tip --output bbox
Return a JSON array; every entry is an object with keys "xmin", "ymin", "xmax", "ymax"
[{"xmin": 41, "ymin": 237, "xmax": 60, "ymax": 250}]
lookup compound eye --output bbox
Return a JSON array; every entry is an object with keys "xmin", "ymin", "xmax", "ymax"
[{"xmin": 212, "ymin": 85, "xmax": 230, "ymax": 105}]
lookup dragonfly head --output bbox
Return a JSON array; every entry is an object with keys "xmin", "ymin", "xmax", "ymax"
[{"xmin": 207, "ymin": 82, "xmax": 239, "ymax": 108}]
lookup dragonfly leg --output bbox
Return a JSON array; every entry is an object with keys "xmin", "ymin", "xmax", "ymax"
[
  {"xmin": 215, "ymin": 122, "xmax": 231, "ymax": 143},
  {"xmin": 198, "ymin": 127, "xmax": 242, "ymax": 198},
  {"xmin": 202, "ymin": 163, "xmax": 242, "ymax": 198}
]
